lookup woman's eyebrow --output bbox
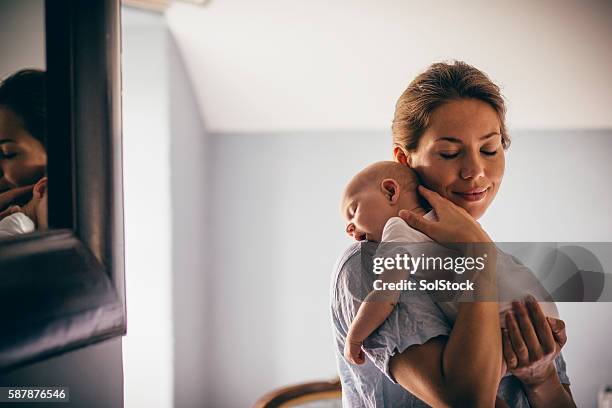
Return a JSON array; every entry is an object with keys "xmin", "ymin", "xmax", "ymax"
[
  {"xmin": 434, "ymin": 132, "xmax": 500, "ymax": 143},
  {"xmin": 434, "ymin": 136, "xmax": 462, "ymax": 143},
  {"xmin": 480, "ymin": 132, "xmax": 500, "ymax": 140}
]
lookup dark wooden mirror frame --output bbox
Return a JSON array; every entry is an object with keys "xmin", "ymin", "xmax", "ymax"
[{"xmin": 0, "ymin": 0, "xmax": 126, "ymax": 372}]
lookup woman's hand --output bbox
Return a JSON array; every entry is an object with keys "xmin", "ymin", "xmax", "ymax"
[
  {"xmin": 502, "ymin": 297, "xmax": 565, "ymax": 386},
  {"xmin": 0, "ymin": 205, "xmax": 22, "ymax": 220},
  {"xmin": 398, "ymin": 185, "xmax": 491, "ymax": 245},
  {"xmin": 502, "ymin": 296, "xmax": 575, "ymax": 407},
  {"xmin": 0, "ymin": 185, "xmax": 33, "ymax": 218},
  {"xmin": 399, "ymin": 185, "xmax": 498, "ymax": 298}
]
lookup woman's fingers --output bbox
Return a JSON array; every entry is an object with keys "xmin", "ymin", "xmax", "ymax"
[
  {"xmin": 416, "ymin": 185, "xmax": 445, "ymax": 211},
  {"xmin": 0, "ymin": 205, "xmax": 21, "ymax": 220},
  {"xmin": 512, "ymin": 301, "xmax": 544, "ymax": 361},
  {"xmin": 0, "ymin": 185, "xmax": 34, "ymax": 208},
  {"xmin": 398, "ymin": 209, "xmax": 435, "ymax": 237},
  {"xmin": 505, "ymin": 311, "xmax": 530, "ymax": 366},
  {"xmin": 418, "ymin": 185, "xmax": 468, "ymax": 216},
  {"xmin": 547, "ymin": 317, "xmax": 567, "ymax": 349},
  {"xmin": 502, "ymin": 328, "xmax": 518, "ymax": 369},
  {"xmin": 525, "ymin": 297, "xmax": 556, "ymax": 355}
]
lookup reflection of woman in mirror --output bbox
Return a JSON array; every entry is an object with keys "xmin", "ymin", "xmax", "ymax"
[{"xmin": 0, "ymin": 69, "xmax": 47, "ymax": 236}]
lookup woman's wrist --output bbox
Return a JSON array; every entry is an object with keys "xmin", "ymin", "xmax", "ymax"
[
  {"xmin": 522, "ymin": 364, "xmax": 575, "ymax": 408},
  {"xmin": 521, "ymin": 361, "xmax": 558, "ymax": 391}
]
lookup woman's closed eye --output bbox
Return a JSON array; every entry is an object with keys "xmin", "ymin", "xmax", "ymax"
[
  {"xmin": 438, "ymin": 149, "xmax": 498, "ymax": 159},
  {"xmin": 481, "ymin": 142, "xmax": 501, "ymax": 156},
  {"xmin": 438, "ymin": 151, "xmax": 460, "ymax": 159},
  {"xmin": 0, "ymin": 151, "xmax": 16, "ymax": 159}
]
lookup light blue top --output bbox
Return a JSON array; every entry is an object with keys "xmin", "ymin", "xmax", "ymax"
[{"xmin": 330, "ymin": 242, "xmax": 570, "ymax": 407}]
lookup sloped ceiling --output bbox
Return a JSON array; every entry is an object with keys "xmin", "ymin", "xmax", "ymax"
[{"xmin": 165, "ymin": 0, "xmax": 612, "ymax": 133}]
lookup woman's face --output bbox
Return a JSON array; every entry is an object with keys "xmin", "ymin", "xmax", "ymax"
[
  {"xmin": 403, "ymin": 98, "xmax": 505, "ymax": 220},
  {"xmin": 0, "ymin": 108, "xmax": 47, "ymax": 192}
]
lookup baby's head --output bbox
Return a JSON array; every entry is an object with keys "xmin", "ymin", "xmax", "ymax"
[{"xmin": 341, "ymin": 161, "xmax": 423, "ymax": 242}]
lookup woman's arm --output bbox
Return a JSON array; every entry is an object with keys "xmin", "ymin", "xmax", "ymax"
[
  {"xmin": 502, "ymin": 299, "xmax": 576, "ymax": 407},
  {"xmin": 389, "ymin": 186, "xmax": 503, "ymax": 407},
  {"xmin": 390, "ymin": 303, "xmax": 503, "ymax": 407}
]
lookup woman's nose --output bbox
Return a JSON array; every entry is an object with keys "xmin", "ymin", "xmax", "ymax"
[{"xmin": 460, "ymin": 152, "xmax": 485, "ymax": 180}]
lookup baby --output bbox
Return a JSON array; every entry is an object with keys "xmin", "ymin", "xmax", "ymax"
[
  {"xmin": 340, "ymin": 161, "xmax": 559, "ymax": 366},
  {"xmin": 0, "ymin": 177, "xmax": 48, "ymax": 238}
]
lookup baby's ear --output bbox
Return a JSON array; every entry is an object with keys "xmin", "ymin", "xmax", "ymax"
[
  {"xmin": 32, "ymin": 177, "xmax": 48, "ymax": 199},
  {"xmin": 380, "ymin": 179, "xmax": 400, "ymax": 204}
]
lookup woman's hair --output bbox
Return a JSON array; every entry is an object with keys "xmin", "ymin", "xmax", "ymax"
[
  {"xmin": 392, "ymin": 60, "xmax": 510, "ymax": 152},
  {"xmin": 0, "ymin": 69, "xmax": 46, "ymax": 146}
]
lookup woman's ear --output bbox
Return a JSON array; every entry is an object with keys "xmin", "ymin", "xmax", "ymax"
[
  {"xmin": 380, "ymin": 179, "xmax": 400, "ymax": 204},
  {"xmin": 393, "ymin": 146, "xmax": 411, "ymax": 167}
]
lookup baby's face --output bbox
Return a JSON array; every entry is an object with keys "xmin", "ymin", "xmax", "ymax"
[{"xmin": 341, "ymin": 183, "xmax": 396, "ymax": 242}]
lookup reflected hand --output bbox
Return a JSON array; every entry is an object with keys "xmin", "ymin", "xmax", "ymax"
[
  {"xmin": 501, "ymin": 296, "xmax": 566, "ymax": 388},
  {"xmin": 0, "ymin": 185, "xmax": 34, "ymax": 214},
  {"xmin": 0, "ymin": 205, "xmax": 22, "ymax": 221}
]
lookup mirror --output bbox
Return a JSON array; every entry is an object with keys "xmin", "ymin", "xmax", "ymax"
[
  {"xmin": 0, "ymin": 0, "xmax": 126, "ymax": 372},
  {"xmin": 0, "ymin": 0, "xmax": 47, "ymax": 238}
]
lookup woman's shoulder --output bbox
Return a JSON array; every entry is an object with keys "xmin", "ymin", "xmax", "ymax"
[
  {"xmin": 332, "ymin": 242, "xmax": 378, "ymax": 280},
  {"xmin": 330, "ymin": 242, "xmax": 377, "ymax": 301}
]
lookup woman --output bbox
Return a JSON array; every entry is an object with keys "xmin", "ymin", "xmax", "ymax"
[
  {"xmin": 330, "ymin": 61, "xmax": 575, "ymax": 407},
  {"xmin": 0, "ymin": 69, "xmax": 47, "ymax": 222}
]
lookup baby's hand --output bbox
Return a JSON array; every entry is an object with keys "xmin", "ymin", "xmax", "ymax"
[
  {"xmin": 0, "ymin": 205, "xmax": 22, "ymax": 221},
  {"xmin": 344, "ymin": 338, "xmax": 366, "ymax": 365}
]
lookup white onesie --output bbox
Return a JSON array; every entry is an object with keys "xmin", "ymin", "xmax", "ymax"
[
  {"xmin": 0, "ymin": 212, "xmax": 36, "ymax": 238},
  {"xmin": 375, "ymin": 212, "xmax": 560, "ymax": 326}
]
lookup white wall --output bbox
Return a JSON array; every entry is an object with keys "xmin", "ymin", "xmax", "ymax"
[
  {"xmin": 122, "ymin": 7, "xmax": 211, "ymax": 408},
  {"xmin": 207, "ymin": 129, "xmax": 612, "ymax": 408},
  {"xmin": 0, "ymin": 0, "xmax": 45, "ymax": 78},
  {"xmin": 168, "ymin": 31, "xmax": 211, "ymax": 408},
  {"xmin": 166, "ymin": 0, "xmax": 612, "ymax": 132},
  {"xmin": 122, "ymin": 9, "xmax": 174, "ymax": 408}
]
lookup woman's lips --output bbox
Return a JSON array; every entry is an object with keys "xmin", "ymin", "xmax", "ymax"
[{"xmin": 452, "ymin": 187, "xmax": 489, "ymax": 202}]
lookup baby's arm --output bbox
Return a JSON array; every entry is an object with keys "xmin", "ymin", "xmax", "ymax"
[
  {"xmin": 345, "ymin": 299, "xmax": 396, "ymax": 364},
  {"xmin": 344, "ymin": 264, "xmax": 408, "ymax": 365}
]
